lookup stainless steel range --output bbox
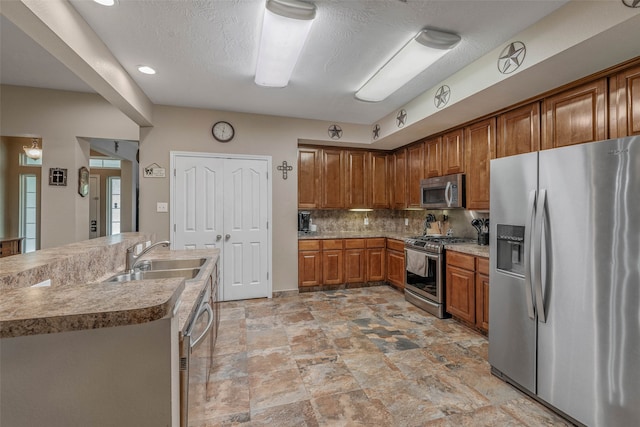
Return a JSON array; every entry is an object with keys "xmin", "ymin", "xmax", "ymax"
[{"xmin": 404, "ymin": 235, "xmax": 470, "ymax": 318}]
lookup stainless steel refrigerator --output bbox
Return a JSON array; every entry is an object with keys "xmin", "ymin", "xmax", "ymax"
[{"xmin": 489, "ymin": 136, "xmax": 640, "ymax": 426}]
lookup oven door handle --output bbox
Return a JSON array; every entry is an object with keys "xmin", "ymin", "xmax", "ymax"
[
  {"xmin": 444, "ymin": 182, "xmax": 453, "ymax": 207},
  {"xmin": 190, "ymin": 302, "xmax": 214, "ymax": 349}
]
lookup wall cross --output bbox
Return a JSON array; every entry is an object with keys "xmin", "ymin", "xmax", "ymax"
[{"xmin": 277, "ymin": 160, "xmax": 293, "ymax": 180}]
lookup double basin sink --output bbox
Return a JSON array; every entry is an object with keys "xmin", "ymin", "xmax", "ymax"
[{"xmin": 106, "ymin": 258, "xmax": 208, "ymax": 283}]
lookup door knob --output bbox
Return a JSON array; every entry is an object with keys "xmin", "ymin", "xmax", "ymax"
[
  {"xmin": 225, "ymin": 234, "xmax": 231, "ymax": 240},
  {"xmin": 216, "ymin": 235, "xmax": 222, "ymax": 241}
]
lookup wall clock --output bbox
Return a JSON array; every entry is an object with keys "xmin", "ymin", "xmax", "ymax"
[{"xmin": 212, "ymin": 121, "xmax": 235, "ymax": 142}]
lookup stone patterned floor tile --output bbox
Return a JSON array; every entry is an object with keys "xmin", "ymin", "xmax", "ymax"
[
  {"xmin": 249, "ymin": 367, "xmax": 309, "ymax": 411},
  {"xmin": 250, "ymin": 400, "xmax": 319, "ymax": 427},
  {"xmin": 187, "ymin": 286, "xmax": 574, "ymax": 426},
  {"xmin": 297, "ymin": 357, "xmax": 361, "ymax": 398},
  {"xmin": 246, "ymin": 327, "xmax": 289, "ymax": 351},
  {"xmin": 311, "ymin": 389, "xmax": 394, "ymax": 426},
  {"xmin": 247, "ymin": 345, "xmax": 297, "ymax": 375}
]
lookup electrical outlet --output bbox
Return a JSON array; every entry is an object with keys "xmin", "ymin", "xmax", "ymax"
[
  {"xmin": 364, "ymin": 217, "xmax": 369, "ymax": 225},
  {"xmin": 405, "ymin": 218, "xmax": 409, "ymax": 226},
  {"xmin": 156, "ymin": 202, "xmax": 168, "ymax": 213}
]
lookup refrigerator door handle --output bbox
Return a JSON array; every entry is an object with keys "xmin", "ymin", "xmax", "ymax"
[
  {"xmin": 524, "ymin": 190, "xmax": 536, "ymax": 320},
  {"xmin": 444, "ymin": 182, "xmax": 452, "ymax": 207},
  {"xmin": 534, "ymin": 188, "xmax": 547, "ymax": 323}
]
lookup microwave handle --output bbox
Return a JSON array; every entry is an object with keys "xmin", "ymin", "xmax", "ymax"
[{"xmin": 444, "ymin": 182, "xmax": 452, "ymax": 207}]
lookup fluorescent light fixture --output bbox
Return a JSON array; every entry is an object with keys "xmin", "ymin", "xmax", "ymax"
[
  {"xmin": 355, "ymin": 28, "xmax": 461, "ymax": 102},
  {"xmin": 137, "ymin": 65, "xmax": 156, "ymax": 75},
  {"xmin": 23, "ymin": 139, "xmax": 42, "ymax": 160},
  {"xmin": 94, "ymin": 0, "xmax": 115, "ymax": 6},
  {"xmin": 255, "ymin": 0, "xmax": 316, "ymax": 87}
]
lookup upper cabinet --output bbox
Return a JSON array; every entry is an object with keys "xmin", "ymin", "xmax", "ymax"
[
  {"xmin": 465, "ymin": 118, "xmax": 496, "ymax": 211},
  {"xmin": 391, "ymin": 148, "xmax": 407, "ymax": 209},
  {"xmin": 442, "ymin": 129, "xmax": 465, "ymax": 175},
  {"xmin": 298, "ymin": 147, "xmax": 321, "ymax": 209},
  {"xmin": 542, "ymin": 78, "xmax": 607, "ymax": 150},
  {"xmin": 345, "ymin": 150, "xmax": 369, "ymax": 209},
  {"xmin": 321, "ymin": 149, "xmax": 346, "ymax": 208},
  {"xmin": 610, "ymin": 63, "xmax": 640, "ymax": 138},
  {"xmin": 424, "ymin": 136, "xmax": 443, "ymax": 177},
  {"xmin": 497, "ymin": 103, "xmax": 541, "ymax": 158},
  {"xmin": 407, "ymin": 143, "xmax": 425, "ymax": 208},
  {"xmin": 370, "ymin": 152, "xmax": 390, "ymax": 209}
]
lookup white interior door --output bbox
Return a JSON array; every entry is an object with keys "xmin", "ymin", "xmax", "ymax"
[
  {"xmin": 173, "ymin": 156, "xmax": 223, "ymax": 250},
  {"xmin": 223, "ymin": 159, "xmax": 269, "ymax": 301},
  {"xmin": 89, "ymin": 175, "xmax": 100, "ymax": 239},
  {"xmin": 172, "ymin": 153, "xmax": 271, "ymax": 301}
]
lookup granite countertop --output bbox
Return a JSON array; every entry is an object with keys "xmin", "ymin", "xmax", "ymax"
[
  {"xmin": 0, "ymin": 248, "xmax": 220, "ymax": 339},
  {"xmin": 445, "ymin": 243, "xmax": 490, "ymax": 258},
  {"xmin": 298, "ymin": 231, "xmax": 415, "ymax": 241}
]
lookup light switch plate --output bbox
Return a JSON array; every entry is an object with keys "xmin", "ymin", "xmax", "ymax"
[
  {"xmin": 157, "ymin": 202, "xmax": 168, "ymax": 213},
  {"xmin": 405, "ymin": 218, "xmax": 409, "ymax": 226}
]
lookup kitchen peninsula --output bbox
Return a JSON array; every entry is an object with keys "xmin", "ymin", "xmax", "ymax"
[{"xmin": 0, "ymin": 233, "xmax": 220, "ymax": 427}]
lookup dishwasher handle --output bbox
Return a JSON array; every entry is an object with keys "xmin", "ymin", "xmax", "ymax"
[{"xmin": 190, "ymin": 303, "xmax": 214, "ymax": 349}]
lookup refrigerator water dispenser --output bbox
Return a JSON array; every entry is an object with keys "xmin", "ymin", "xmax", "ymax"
[{"xmin": 496, "ymin": 224, "xmax": 525, "ymax": 276}]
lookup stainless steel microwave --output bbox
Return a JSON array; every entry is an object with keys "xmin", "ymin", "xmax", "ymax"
[{"xmin": 420, "ymin": 173, "xmax": 465, "ymax": 209}]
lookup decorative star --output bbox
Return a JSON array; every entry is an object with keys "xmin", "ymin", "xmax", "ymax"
[
  {"xmin": 328, "ymin": 124, "xmax": 343, "ymax": 140},
  {"xmin": 373, "ymin": 124, "xmax": 380, "ymax": 140},
  {"xmin": 396, "ymin": 109, "xmax": 407, "ymax": 128},
  {"xmin": 498, "ymin": 41, "xmax": 526, "ymax": 74},
  {"xmin": 434, "ymin": 85, "xmax": 451, "ymax": 109}
]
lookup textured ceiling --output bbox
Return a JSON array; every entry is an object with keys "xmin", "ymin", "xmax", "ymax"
[{"xmin": 1, "ymin": 0, "xmax": 569, "ymax": 125}]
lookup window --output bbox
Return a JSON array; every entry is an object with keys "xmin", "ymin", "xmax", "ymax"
[
  {"xmin": 90, "ymin": 158, "xmax": 121, "ymax": 169},
  {"xmin": 20, "ymin": 153, "xmax": 42, "ymax": 166},
  {"xmin": 20, "ymin": 174, "xmax": 37, "ymax": 253},
  {"xmin": 107, "ymin": 176, "xmax": 121, "ymax": 235}
]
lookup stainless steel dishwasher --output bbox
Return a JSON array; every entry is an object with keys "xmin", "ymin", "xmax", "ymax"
[{"xmin": 179, "ymin": 267, "xmax": 218, "ymax": 427}]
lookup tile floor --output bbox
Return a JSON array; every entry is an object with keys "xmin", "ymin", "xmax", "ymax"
[{"xmin": 189, "ymin": 286, "xmax": 573, "ymax": 426}]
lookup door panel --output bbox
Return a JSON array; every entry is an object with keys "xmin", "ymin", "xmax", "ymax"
[
  {"xmin": 89, "ymin": 175, "xmax": 100, "ymax": 239},
  {"xmin": 174, "ymin": 156, "xmax": 223, "ymax": 250},
  {"xmin": 223, "ymin": 159, "xmax": 269, "ymax": 301}
]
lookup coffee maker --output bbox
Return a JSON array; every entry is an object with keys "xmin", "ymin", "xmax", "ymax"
[{"xmin": 298, "ymin": 211, "xmax": 311, "ymax": 232}]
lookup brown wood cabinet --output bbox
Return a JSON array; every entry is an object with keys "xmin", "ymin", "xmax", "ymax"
[
  {"xmin": 445, "ymin": 251, "xmax": 476, "ymax": 323},
  {"xmin": 475, "ymin": 257, "xmax": 490, "ymax": 331},
  {"xmin": 345, "ymin": 151, "xmax": 369, "ymax": 209},
  {"xmin": 321, "ymin": 149, "xmax": 346, "ymax": 208},
  {"xmin": 298, "ymin": 240, "xmax": 322, "ymax": 287},
  {"xmin": 366, "ymin": 238, "xmax": 386, "ymax": 282},
  {"xmin": 465, "ymin": 118, "xmax": 496, "ymax": 211},
  {"xmin": 611, "ymin": 63, "xmax": 640, "ymax": 137},
  {"xmin": 386, "ymin": 238, "xmax": 405, "ymax": 290},
  {"xmin": 497, "ymin": 102, "xmax": 541, "ymax": 157},
  {"xmin": 425, "ymin": 136, "xmax": 442, "ymax": 177},
  {"xmin": 407, "ymin": 143, "xmax": 425, "ymax": 208},
  {"xmin": 442, "ymin": 129, "xmax": 464, "ymax": 175},
  {"xmin": 542, "ymin": 78, "xmax": 607, "ymax": 150},
  {"xmin": 297, "ymin": 147, "xmax": 321, "ymax": 209},
  {"xmin": 370, "ymin": 152, "xmax": 390, "ymax": 209},
  {"xmin": 344, "ymin": 239, "xmax": 366, "ymax": 283},
  {"xmin": 445, "ymin": 250, "xmax": 489, "ymax": 333},
  {"xmin": 321, "ymin": 239, "xmax": 344, "ymax": 285},
  {"xmin": 391, "ymin": 149, "xmax": 407, "ymax": 209}
]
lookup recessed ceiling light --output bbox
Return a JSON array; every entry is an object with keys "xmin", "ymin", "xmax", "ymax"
[
  {"xmin": 137, "ymin": 66, "xmax": 156, "ymax": 75},
  {"xmin": 93, "ymin": 0, "xmax": 115, "ymax": 6}
]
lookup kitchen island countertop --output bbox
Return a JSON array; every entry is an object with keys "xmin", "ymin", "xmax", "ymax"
[{"xmin": 0, "ymin": 245, "xmax": 219, "ymax": 339}]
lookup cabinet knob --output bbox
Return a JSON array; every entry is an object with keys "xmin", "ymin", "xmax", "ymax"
[
  {"xmin": 225, "ymin": 234, "xmax": 231, "ymax": 240},
  {"xmin": 216, "ymin": 235, "xmax": 222, "ymax": 241}
]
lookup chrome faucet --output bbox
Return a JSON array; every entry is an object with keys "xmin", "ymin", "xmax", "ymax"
[{"xmin": 125, "ymin": 240, "xmax": 170, "ymax": 273}]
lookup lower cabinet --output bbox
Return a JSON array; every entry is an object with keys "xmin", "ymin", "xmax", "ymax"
[
  {"xmin": 298, "ymin": 240, "xmax": 322, "ymax": 287},
  {"xmin": 385, "ymin": 238, "xmax": 405, "ymax": 290},
  {"xmin": 298, "ymin": 237, "xmax": 396, "ymax": 288},
  {"xmin": 445, "ymin": 250, "xmax": 489, "ymax": 333}
]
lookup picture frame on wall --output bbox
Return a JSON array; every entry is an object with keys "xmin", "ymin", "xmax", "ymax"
[
  {"xmin": 49, "ymin": 168, "xmax": 67, "ymax": 186},
  {"xmin": 78, "ymin": 166, "xmax": 89, "ymax": 197}
]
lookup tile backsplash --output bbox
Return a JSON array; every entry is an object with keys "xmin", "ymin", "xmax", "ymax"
[{"xmin": 305, "ymin": 209, "xmax": 489, "ymax": 239}]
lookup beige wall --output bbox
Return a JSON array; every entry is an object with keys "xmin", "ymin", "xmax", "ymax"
[
  {"xmin": 0, "ymin": 85, "xmax": 139, "ymax": 248},
  {"xmin": 140, "ymin": 105, "xmax": 351, "ymax": 292}
]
